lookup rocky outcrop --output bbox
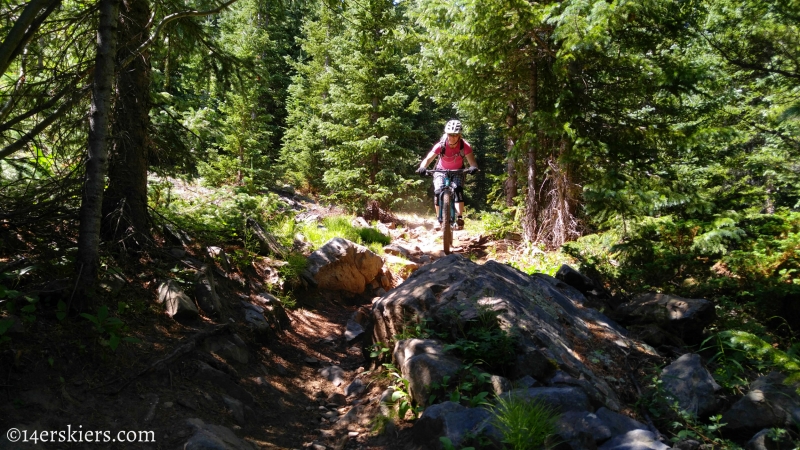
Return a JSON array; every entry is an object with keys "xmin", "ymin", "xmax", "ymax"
[
  {"xmin": 156, "ymin": 279, "xmax": 199, "ymax": 319},
  {"xmin": 302, "ymin": 238, "xmax": 384, "ymax": 294},
  {"xmin": 372, "ymin": 254, "xmax": 639, "ymax": 412},
  {"xmin": 661, "ymin": 353, "xmax": 720, "ymax": 418},
  {"xmin": 721, "ymin": 372, "xmax": 800, "ymax": 435},
  {"xmin": 615, "ymin": 293, "xmax": 715, "ymax": 345}
]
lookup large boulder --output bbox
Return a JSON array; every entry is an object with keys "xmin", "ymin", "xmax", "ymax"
[
  {"xmin": 615, "ymin": 293, "xmax": 714, "ymax": 345},
  {"xmin": 661, "ymin": 353, "xmax": 720, "ymax": 418},
  {"xmin": 412, "ymin": 402, "xmax": 494, "ymax": 449},
  {"xmin": 372, "ymin": 254, "xmax": 646, "ymax": 412},
  {"xmin": 721, "ymin": 372, "xmax": 800, "ymax": 435},
  {"xmin": 393, "ymin": 339, "xmax": 461, "ymax": 407},
  {"xmin": 156, "ymin": 279, "xmax": 199, "ymax": 319},
  {"xmin": 302, "ymin": 237, "xmax": 384, "ymax": 294}
]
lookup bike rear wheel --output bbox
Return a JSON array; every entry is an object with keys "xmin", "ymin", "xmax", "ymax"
[{"xmin": 442, "ymin": 190, "xmax": 452, "ymax": 254}]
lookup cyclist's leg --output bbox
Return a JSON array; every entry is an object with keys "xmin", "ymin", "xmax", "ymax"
[
  {"xmin": 433, "ymin": 173, "xmax": 446, "ymax": 227},
  {"xmin": 453, "ymin": 180, "xmax": 466, "ymax": 228}
]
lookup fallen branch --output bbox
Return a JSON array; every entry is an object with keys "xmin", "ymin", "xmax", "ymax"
[{"xmin": 246, "ymin": 217, "xmax": 288, "ymax": 258}]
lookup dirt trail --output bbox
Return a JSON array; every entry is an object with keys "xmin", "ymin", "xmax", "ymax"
[{"xmin": 0, "ymin": 210, "xmax": 513, "ymax": 450}]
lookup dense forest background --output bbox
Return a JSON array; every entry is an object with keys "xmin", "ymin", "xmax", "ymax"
[{"xmin": 2, "ymin": 0, "xmax": 800, "ymax": 340}]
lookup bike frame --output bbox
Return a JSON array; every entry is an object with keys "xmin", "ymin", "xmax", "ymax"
[{"xmin": 425, "ymin": 168, "xmax": 469, "ymax": 254}]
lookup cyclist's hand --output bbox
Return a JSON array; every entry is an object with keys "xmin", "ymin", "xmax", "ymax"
[
  {"xmin": 466, "ymin": 166, "xmax": 479, "ymax": 175},
  {"xmin": 416, "ymin": 166, "xmax": 428, "ymax": 175}
]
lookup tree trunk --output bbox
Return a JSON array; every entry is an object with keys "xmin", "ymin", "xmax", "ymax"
[
  {"xmin": 75, "ymin": 0, "xmax": 119, "ymax": 309},
  {"xmin": 522, "ymin": 61, "xmax": 539, "ymax": 243},
  {"xmin": 102, "ymin": 0, "xmax": 152, "ymax": 247},
  {"xmin": 505, "ymin": 103, "xmax": 517, "ymax": 207}
]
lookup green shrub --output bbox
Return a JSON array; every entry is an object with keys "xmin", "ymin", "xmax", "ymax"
[
  {"xmin": 491, "ymin": 394, "xmax": 560, "ymax": 450},
  {"xmin": 563, "ymin": 210, "xmax": 800, "ymax": 332},
  {"xmin": 358, "ymin": 226, "xmax": 391, "ymax": 245},
  {"xmin": 478, "ymin": 210, "xmax": 518, "ymax": 239}
]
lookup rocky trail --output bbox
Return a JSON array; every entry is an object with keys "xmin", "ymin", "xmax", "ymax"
[
  {"xmin": 0, "ymin": 204, "xmax": 504, "ymax": 450},
  {"xmin": 2, "ymin": 196, "xmax": 799, "ymax": 450}
]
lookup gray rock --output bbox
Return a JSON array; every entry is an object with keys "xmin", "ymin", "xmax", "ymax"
[
  {"xmin": 242, "ymin": 306, "xmax": 271, "ymax": 343},
  {"xmin": 183, "ymin": 418, "xmax": 257, "ymax": 450},
  {"xmin": 490, "ymin": 375, "xmax": 512, "ymax": 396},
  {"xmin": 192, "ymin": 361, "xmax": 255, "ymax": 406},
  {"xmin": 615, "ymin": 293, "xmax": 714, "ymax": 345},
  {"xmin": 345, "ymin": 319, "xmax": 365, "ymax": 343},
  {"xmin": 597, "ymin": 429, "xmax": 669, "ymax": 450},
  {"xmin": 514, "ymin": 346, "xmax": 559, "ymax": 381},
  {"xmin": 372, "ymin": 254, "xmax": 633, "ymax": 412},
  {"xmin": 722, "ymin": 371, "xmax": 800, "ymax": 433},
  {"xmin": 513, "ymin": 375, "xmax": 540, "ymax": 389},
  {"xmin": 345, "ymin": 378, "xmax": 365, "ymax": 397},
  {"xmin": 156, "ymin": 279, "xmax": 199, "ymax": 319},
  {"xmin": 672, "ymin": 440, "xmax": 701, "ymax": 450},
  {"xmin": 383, "ymin": 243, "xmax": 412, "ymax": 258},
  {"xmin": 745, "ymin": 428, "xmax": 796, "ymax": 450},
  {"xmin": 555, "ymin": 410, "xmax": 612, "ymax": 446},
  {"xmin": 221, "ymin": 395, "xmax": 246, "ymax": 425},
  {"xmin": 595, "ymin": 407, "xmax": 648, "ymax": 436},
  {"xmin": 302, "ymin": 238, "xmax": 384, "ymax": 293},
  {"xmin": 555, "ymin": 264, "xmax": 603, "ymax": 298},
  {"xmin": 207, "ymin": 246, "xmax": 231, "ymax": 272},
  {"xmin": 412, "ymin": 402, "xmax": 493, "ymax": 449},
  {"xmin": 661, "ymin": 353, "xmax": 720, "ymax": 418},
  {"xmin": 320, "ymin": 365, "xmax": 346, "ymax": 387},
  {"xmin": 202, "ymin": 335, "xmax": 249, "ymax": 364},
  {"xmin": 194, "ymin": 265, "xmax": 223, "ymax": 318},
  {"xmin": 393, "ymin": 339, "xmax": 461, "ymax": 406}
]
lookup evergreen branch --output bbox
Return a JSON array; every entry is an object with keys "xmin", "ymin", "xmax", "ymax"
[
  {"xmin": 119, "ymin": 0, "xmax": 240, "ymax": 69},
  {"xmin": 0, "ymin": 86, "xmax": 89, "ymax": 160},
  {"xmin": 0, "ymin": 79, "xmax": 85, "ymax": 134},
  {"xmin": 0, "ymin": 0, "xmax": 62, "ymax": 75}
]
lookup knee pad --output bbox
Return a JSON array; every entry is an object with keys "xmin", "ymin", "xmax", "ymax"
[{"xmin": 453, "ymin": 186, "xmax": 464, "ymax": 203}]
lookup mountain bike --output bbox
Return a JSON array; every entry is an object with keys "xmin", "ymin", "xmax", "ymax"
[{"xmin": 425, "ymin": 168, "xmax": 470, "ymax": 255}]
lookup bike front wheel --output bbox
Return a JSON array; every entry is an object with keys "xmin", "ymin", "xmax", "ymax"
[{"xmin": 442, "ymin": 190, "xmax": 452, "ymax": 254}]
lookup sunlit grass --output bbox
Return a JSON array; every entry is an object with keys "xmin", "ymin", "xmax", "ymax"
[{"xmin": 491, "ymin": 394, "xmax": 560, "ymax": 450}]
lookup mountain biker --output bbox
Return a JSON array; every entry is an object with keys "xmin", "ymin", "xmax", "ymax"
[{"xmin": 416, "ymin": 120, "xmax": 479, "ymax": 230}]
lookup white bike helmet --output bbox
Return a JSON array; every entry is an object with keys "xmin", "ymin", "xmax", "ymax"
[{"xmin": 444, "ymin": 120, "xmax": 462, "ymax": 134}]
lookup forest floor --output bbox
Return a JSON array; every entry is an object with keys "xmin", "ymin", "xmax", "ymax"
[{"xmin": 0, "ymin": 191, "xmax": 528, "ymax": 450}]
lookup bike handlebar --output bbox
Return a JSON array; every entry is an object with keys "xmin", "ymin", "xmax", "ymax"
[{"xmin": 423, "ymin": 168, "xmax": 473, "ymax": 175}]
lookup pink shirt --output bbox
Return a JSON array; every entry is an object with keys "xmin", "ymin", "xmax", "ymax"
[{"xmin": 433, "ymin": 139, "xmax": 473, "ymax": 170}]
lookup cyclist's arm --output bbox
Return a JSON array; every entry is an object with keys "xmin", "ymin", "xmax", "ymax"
[
  {"xmin": 418, "ymin": 148, "xmax": 439, "ymax": 170},
  {"xmin": 465, "ymin": 152, "xmax": 478, "ymax": 170}
]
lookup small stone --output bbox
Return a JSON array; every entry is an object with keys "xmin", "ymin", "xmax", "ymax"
[
  {"xmin": 348, "ymin": 432, "xmax": 359, "ymax": 437},
  {"xmin": 163, "ymin": 402, "xmax": 174, "ymax": 408}
]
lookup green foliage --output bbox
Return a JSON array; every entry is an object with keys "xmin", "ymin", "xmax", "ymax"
[
  {"xmin": 297, "ymin": 216, "xmax": 390, "ymax": 249},
  {"xmin": 281, "ymin": 0, "xmax": 433, "ymax": 209},
  {"xmin": 640, "ymin": 374, "xmax": 740, "ymax": 448},
  {"xmin": 477, "ymin": 211, "xmax": 519, "ymax": 240},
  {"xmin": 381, "ymin": 363, "xmax": 422, "ymax": 421},
  {"xmin": 428, "ymin": 364, "xmax": 492, "ymax": 408},
  {"xmin": 153, "ymin": 185, "xmax": 291, "ymax": 245},
  {"xmin": 564, "ymin": 210, "xmax": 800, "ymax": 329},
  {"xmin": 357, "ymin": 227, "xmax": 391, "ymax": 246},
  {"xmin": 439, "ymin": 437, "xmax": 474, "ymax": 450},
  {"xmin": 445, "ymin": 306, "xmax": 516, "ymax": 372},
  {"xmin": 79, "ymin": 306, "xmax": 139, "ymax": 351},
  {"xmin": 508, "ymin": 243, "xmax": 577, "ymax": 278},
  {"xmin": 490, "ymin": 395, "xmax": 560, "ymax": 450},
  {"xmin": 702, "ymin": 331, "xmax": 800, "ymax": 393}
]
